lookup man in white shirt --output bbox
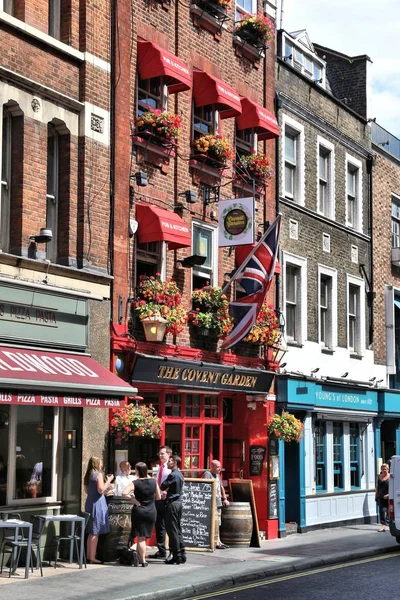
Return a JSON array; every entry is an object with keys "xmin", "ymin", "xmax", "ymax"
[
  {"xmin": 149, "ymin": 445, "xmax": 172, "ymax": 559},
  {"xmin": 203, "ymin": 460, "xmax": 230, "ymax": 549},
  {"xmin": 115, "ymin": 461, "xmax": 136, "ymax": 496}
]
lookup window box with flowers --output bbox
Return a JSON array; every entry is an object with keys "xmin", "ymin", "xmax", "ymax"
[
  {"xmin": 188, "ymin": 285, "xmax": 233, "ymax": 339},
  {"xmin": 191, "ymin": 134, "xmax": 234, "ymax": 170},
  {"xmin": 234, "ymin": 13, "xmax": 274, "ymax": 49},
  {"xmin": 134, "ymin": 274, "xmax": 187, "ymax": 340},
  {"xmin": 191, "ymin": 0, "xmax": 231, "ymax": 39},
  {"xmin": 133, "ymin": 109, "xmax": 182, "ymax": 172},
  {"xmin": 110, "ymin": 403, "xmax": 163, "ymax": 444},
  {"xmin": 235, "ymin": 153, "xmax": 274, "ymax": 184},
  {"xmin": 267, "ymin": 412, "xmax": 303, "ymax": 443}
]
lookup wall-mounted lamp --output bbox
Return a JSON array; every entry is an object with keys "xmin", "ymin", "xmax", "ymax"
[
  {"xmin": 30, "ymin": 228, "xmax": 53, "ymax": 244},
  {"xmin": 135, "ymin": 171, "xmax": 148, "ymax": 186},
  {"xmin": 178, "ymin": 190, "xmax": 196, "ymax": 204},
  {"xmin": 142, "ymin": 310, "xmax": 168, "ymax": 342},
  {"xmin": 283, "ymin": 53, "xmax": 292, "ymax": 61},
  {"xmin": 178, "ymin": 254, "xmax": 207, "ymax": 268},
  {"xmin": 314, "ymin": 78, "xmax": 323, "ymax": 84},
  {"xmin": 378, "ymin": 140, "xmax": 389, "ymax": 147},
  {"xmin": 65, "ymin": 430, "xmax": 77, "ymax": 449}
]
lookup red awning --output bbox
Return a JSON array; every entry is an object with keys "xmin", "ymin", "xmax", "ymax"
[
  {"xmin": 236, "ymin": 98, "xmax": 280, "ymax": 140},
  {"xmin": 193, "ymin": 71, "xmax": 242, "ymax": 119},
  {"xmin": 0, "ymin": 346, "xmax": 136, "ymax": 401},
  {"xmin": 137, "ymin": 41, "xmax": 191, "ymax": 94},
  {"xmin": 136, "ymin": 203, "xmax": 191, "ymax": 250}
]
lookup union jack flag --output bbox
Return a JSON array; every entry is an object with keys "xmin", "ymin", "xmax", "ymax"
[{"xmin": 220, "ymin": 215, "xmax": 281, "ymax": 350}]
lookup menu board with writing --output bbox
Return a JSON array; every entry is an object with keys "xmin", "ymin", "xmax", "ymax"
[
  {"xmin": 250, "ymin": 445, "xmax": 266, "ymax": 476},
  {"xmin": 268, "ymin": 481, "xmax": 278, "ymax": 519},
  {"xmin": 181, "ymin": 478, "xmax": 216, "ymax": 551}
]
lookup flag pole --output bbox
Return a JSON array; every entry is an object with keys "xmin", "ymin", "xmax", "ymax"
[{"xmin": 220, "ymin": 213, "xmax": 281, "ymax": 297}]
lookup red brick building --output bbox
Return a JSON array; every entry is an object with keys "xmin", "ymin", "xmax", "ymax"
[
  {"xmin": 111, "ymin": 0, "xmax": 281, "ymax": 537},
  {"xmin": 0, "ymin": 0, "xmax": 134, "ymax": 519}
]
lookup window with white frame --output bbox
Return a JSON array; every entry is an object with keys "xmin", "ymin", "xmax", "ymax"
[
  {"xmin": 318, "ymin": 266, "xmax": 337, "ymax": 350},
  {"xmin": 333, "ymin": 422, "xmax": 343, "ymax": 490},
  {"xmin": 192, "ymin": 223, "xmax": 217, "ymax": 289},
  {"xmin": 0, "ymin": 107, "xmax": 12, "ymax": 252},
  {"xmin": 346, "ymin": 155, "xmax": 362, "ymax": 231},
  {"xmin": 349, "ymin": 422, "xmax": 361, "ymax": 488},
  {"xmin": 49, "ymin": 0, "xmax": 61, "ymax": 39},
  {"xmin": 347, "ymin": 276, "xmax": 365, "ymax": 354},
  {"xmin": 315, "ymin": 420, "xmax": 326, "ymax": 492},
  {"xmin": 235, "ymin": 0, "xmax": 256, "ymax": 21},
  {"xmin": 284, "ymin": 254, "xmax": 307, "ymax": 343},
  {"xmin": 235, "ymin": 126, "xmax": 257, "ymax": 179},
  {"xmin": 283, "ymin": 117, "xmax": 304, "ymax": 204},
  {"xmin": 391, "ymin": 195, "xmax": 400, "ymax": 248},
  {"xmin": 317, "ymin": 137, "xmax": 334, "ymax": 218},
  {"xmin": 46, "ymin": 123, "xmax": 59, "ymax": 263},
  {"xmin": 282, "ymin": 35, "xmax": 325, "ymax": 87}
]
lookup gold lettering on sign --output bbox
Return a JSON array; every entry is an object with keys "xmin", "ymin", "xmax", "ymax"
[{"xmin": 157, "ymin": 364, "xmax": 257, "ymax": 389}]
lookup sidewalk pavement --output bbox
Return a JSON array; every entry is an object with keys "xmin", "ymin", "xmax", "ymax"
[{"xmin": 1, "ymin": 524, "xmax": 399, "ymax": 600}]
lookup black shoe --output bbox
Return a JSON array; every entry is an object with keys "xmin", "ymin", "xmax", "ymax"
[
  {"xmin": 149, "ymin": 551, "xmax": 167, "ymax": 559},
  {"xmin": 180, "ymin": 554, "xmax": 187, "ymax": 563},
  {"xmin": 165, "ymin": 556, "xmax": 182, "ymax": 565}
]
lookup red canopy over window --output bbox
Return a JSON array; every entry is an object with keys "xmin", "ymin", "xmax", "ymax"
[
  {"xmin": 193, "ymin": 71, "xmax": 242, "ymax": 119},
  {"xmin": 0, "ymin": 346, "xmax": 136, "ymax": 402},
  {"xmin": 137, "ymin": 41, "xmax": 191, "ymax": 94},
  {"xmin": 136, "ymin": 203, "xmax": 191, "ymax": 250},
  {"xmin": 236, "ymin": 98, "xmax": 280, "ymax": 140}
]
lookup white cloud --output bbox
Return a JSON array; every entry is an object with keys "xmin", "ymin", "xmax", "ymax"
[{"xmin": 279, "ymin": 0, "xmax": 400, "ymax": 137}]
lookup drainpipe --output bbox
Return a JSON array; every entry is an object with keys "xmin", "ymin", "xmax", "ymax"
[
  {"xmin": 274, "ymin": 92, "xmax": 283, "ymax": 316},
  {"xmin": 366, "ymin": 154, "xmax": 375, "ymax": 348}
]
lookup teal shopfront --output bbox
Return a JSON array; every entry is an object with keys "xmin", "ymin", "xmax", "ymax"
[
  {"xmin": 377, "ymin": 389, "xmax": 400, "ymax": 462},
  {"xmin": 276, "ymin": 375, "xmax": 379, "ymax": 533}
]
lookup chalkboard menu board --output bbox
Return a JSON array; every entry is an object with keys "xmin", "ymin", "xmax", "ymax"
[
  {"xmin": 181, "ymin": 478, "xmax": 216, "ymax": 551},
  {"xmin": 268, "ymin": 481, "xmax": 278, "ymax": 519},
  {"xmin": 250, "ymin": 445, "xmax": 266, "ymax": 476}
]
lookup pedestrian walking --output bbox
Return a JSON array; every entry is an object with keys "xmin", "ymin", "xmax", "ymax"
[
  {"xmin": 376, "ymin": 463, "xmax": 390, "ymax": 531},
  {"xmin": 160, "ymin": 454, "xmax": 186, "ymax": 564}
]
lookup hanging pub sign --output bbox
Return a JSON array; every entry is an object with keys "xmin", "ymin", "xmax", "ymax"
[{"xmin": 218, "ymin": 197, "xmax": 255, "ymax": 247}]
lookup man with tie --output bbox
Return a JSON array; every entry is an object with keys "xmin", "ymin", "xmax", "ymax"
[{"xmin": 149, "ymin": 445, "xmax": 172, "ymax": 559}]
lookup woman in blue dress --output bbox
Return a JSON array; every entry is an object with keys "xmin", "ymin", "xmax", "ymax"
[{"xmin": 84, "ymin": 456, "xmax": 114, "ymax": 563}]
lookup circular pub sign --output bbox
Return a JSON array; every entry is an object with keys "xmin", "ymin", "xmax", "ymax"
[{"xmin": 224, "ymin": 208, "xmax": 248, "ymax": 236}]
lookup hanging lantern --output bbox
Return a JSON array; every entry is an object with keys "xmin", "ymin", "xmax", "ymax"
[
  {"xmin": 141, "ymin": 310, "xmax": 168, "ymax": 342},
  {"xmin": 266, "ymin": 336, "xmax": 287, "ymax": 367}
]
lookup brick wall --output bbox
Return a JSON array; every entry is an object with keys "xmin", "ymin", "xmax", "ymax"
[{"xmin": 372, "ymin": 150, "xmax": 400, "ymax": 365}]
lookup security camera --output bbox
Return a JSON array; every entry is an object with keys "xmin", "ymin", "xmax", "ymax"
[{"xmin": 30, "ymin": 228, "xmax": 53, "ymax": 244}]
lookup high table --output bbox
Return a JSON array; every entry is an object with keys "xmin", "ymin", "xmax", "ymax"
[
  {"xmin": 0, "ymin": 519, "xmax": 33, "ymax": 579},
  {"xmin": 36, "ymin": 514, "xmax": 85, "ymax": 569}
]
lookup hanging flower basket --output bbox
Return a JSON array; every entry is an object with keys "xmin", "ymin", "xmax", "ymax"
[
  {"xmin": 234, "ymin": 13, "xmax": 274, "ymax": 48},
  {"xmin": 267, "ymin": 412, "xmax": 303, "ymax": 443},
  {"xmin": 110, "ymin": 403, "xmax": 163, "ymax": 444},
  {"xmin": 189, "ymin": 285, "xmax": 233, "ymax": 339},
  {"xmin": 243, "ymin": 303, "xmax": 280, "ymax": 346},
  {"xmin": 193, "ymin": 133, "xmax": 234, "ymax": 168},
  {"xmin": 135, "ymin": 274, "xmax": 187, "ymax": 336},
  {"xmin": 235, "ymin": 153, "xmax": 274, "ymax": 183},
  {"xmin": 136, "ymin": 109, "xmax": 182, "ymax": 146}
]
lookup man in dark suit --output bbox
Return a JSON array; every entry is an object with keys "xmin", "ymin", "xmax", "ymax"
[
  {"xmin": 149, "ymin": 445, "xmax": 172, "ymax": 559},
  {"xmin": 161, "ymin": 454, "xmax": 185, "ymax": 564}
]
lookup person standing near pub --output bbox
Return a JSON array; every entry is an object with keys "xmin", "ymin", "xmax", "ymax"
[
  {"xmin": 160, "ymin": 454, "xmax": 185, "ymax": 565},
  {"xmin": 203, "ymin": 459, "xmax": 230, "ymax": 549},
  {"xmin": 149, "ymin": 445, "xmax": 172, "ymax": 559}
]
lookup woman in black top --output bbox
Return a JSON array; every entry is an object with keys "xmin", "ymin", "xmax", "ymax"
[
  {"xmin": 123, "ymin": 462, "xmax": 161, "ymax": 566},
  {"xmin": 376, "ymin": 463, "xmax": 390, "ymax": 531}
]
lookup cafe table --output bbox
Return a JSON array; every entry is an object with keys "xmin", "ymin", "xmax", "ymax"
[
  {"xmin": 0, "ymin": 519, "xmax": 33, "ymax": 579},
  {"xmin": 36, "ymin": 514, "xmax": 85, "ymax": 568}
]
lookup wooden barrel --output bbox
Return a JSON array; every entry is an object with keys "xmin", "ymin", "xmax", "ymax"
[
  {"xmin": 220, "ymin": 502, "xmax": 252, "ymax": 547},
  {"xmin": 98, "ymin": 497, "xmax": 132, "ymax": 562}
]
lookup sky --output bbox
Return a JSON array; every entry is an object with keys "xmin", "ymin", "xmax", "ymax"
[{"xmin": 278, "ymin": 0, "xmax": 400, "ymax": 138}]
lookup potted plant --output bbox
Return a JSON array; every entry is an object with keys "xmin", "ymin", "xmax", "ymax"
[
  {"xmin": 234, "ymin": 13, "xmax": 274, "ymax": 48},
  {"xmin": 189, "ymin": 285, "xmax": 233, "ymax": 338},
  {"xmin": 110, "ymin": 403, "xmax": 163, "ymax": 444},
  {"xmin": 193, "ymin": 133, "xmax": 234, "ymax": 168},
  {"xmin": 267, "ymin": 412, "xmax": 303, "ymax": 443},
  {"xmin": 195, "ymin": 0, "xmax": 231, "ymax": 17},
  {"xmin": 136, "ymin": 109, "xmax": 182, "ymax": 145},
  {"xmin": 243, "ymin": 302, "xmax": 280, "ymax": 345},
  {"xmin": 236, "ymin": 153, "xmax": 274, "ymax": 182},
  {"xmin": 135, "ymin": 274, "xmax": 187, "ymax": 337}
]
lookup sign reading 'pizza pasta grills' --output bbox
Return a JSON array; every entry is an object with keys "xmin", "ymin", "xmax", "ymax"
[{"xmin": 218, "ymin": 197, "xmax": 255, "ymax": 247}]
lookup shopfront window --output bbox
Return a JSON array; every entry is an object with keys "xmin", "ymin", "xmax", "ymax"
[
  {"xmin": 14, "ymin": 406, "xmax": 56, "ymax": 501},
  {"xmin": 333, "ymin": 423, "xmax": 343, "ymax": 490},
  {"xmin": 0, "ymin": 407, "xmax": 10, "ymax": 506},
  {"xmin": 204, "ymin": 395, "xmax": 219, "ymax": 418},
  {"xmin": 185, "ymin": 426, "xmax": 200, "ymax": 469},
  {"xmin": 165, "ymin": 394, "xmax": 181, "ymax": 417},
  {"xmin": 185, "ymin": 394, "xmax": 200, "ymax": 417}
]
